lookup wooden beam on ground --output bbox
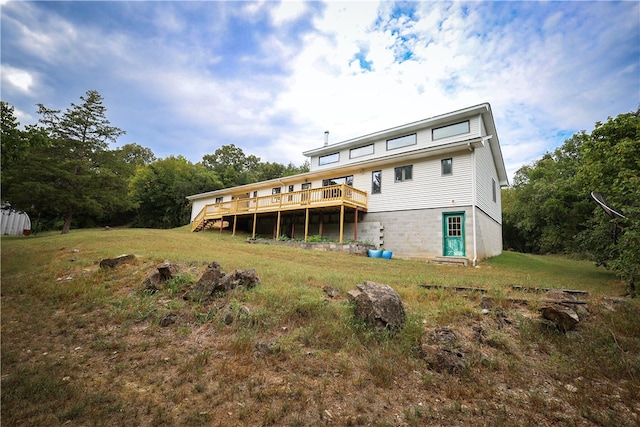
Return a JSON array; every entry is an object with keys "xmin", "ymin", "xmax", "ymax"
[
  {"xmin": 511, "ymin": 285, "xmax": 588, "ymax": 296},
  {"xmin": 419, "ymin": 284, "xmax": 588, "ymax": 305},
  {"xmin": 419, "ymin": 284, "xmax": 487, "ymax": 293}
]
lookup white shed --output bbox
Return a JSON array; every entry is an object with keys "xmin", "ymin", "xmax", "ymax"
[{"xmin": 1, "ymin": 207, "xmax": 31, "ymax": 236}]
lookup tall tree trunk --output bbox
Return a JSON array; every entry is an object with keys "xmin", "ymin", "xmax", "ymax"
[{"xmin": 61, "ymin": 207, "xmax": 73, "ymax": 234}]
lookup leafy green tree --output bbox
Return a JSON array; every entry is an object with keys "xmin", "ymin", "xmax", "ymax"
[
  {"xmin": 129, "ymin": 156, "xmax": 223, "ymax": 228},
  {"xmin": 202, "ymin": 144, "xmax": 310, "ymax": 188},
  {"xmin": 3, "ymin": 91, "xmax": 128, "ymax": 234},
  {"xmin": 577, "ymin": 110, "xmax": 640, "ymax": 294},
  {"xmin": 1, "ymin": 102, "xmax": 48, "ymax": 190},
  {"xmin": 504, "ymin": 135, "xmax": 591, "ymax": 253},
  {"xmin": 202, "ymin": 144, "xmax": 261, "ymax": 187}
]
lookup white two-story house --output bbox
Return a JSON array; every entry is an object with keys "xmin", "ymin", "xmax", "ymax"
[{"xmin": 187, "ymin": 103, "xmax": 509, "ymax": 264}]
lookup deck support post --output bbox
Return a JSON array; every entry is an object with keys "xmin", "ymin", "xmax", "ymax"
[
  {"xmin": 304, "ymin": 208, "xmax": 309, "ymax": 242},
  {"xmin": 252, "ymin": 213, "xmax": 257, "ymax": 239},
  {"xmin": 219, "ymin": 216, "xmax": 224, "ymax": 234},
  {"xmin": 232, "ymin": 215, "xmax": 237, "ymax": 236},
  {"xmin": 319, "ymin": 213, "xmax": 324, "ymax": 237},
  {"xmin": 339, "ymin": 205, "xmax": 345, "ymax": 243},
  {"xmin": 354, "ymin": 208, "xmax": 359, "ymax": 241},
  {"xmin": 276, "ymin": 211, "xmax": 281, "ymax": 240},
  {"xmin": 291, "ymin": 215, "xmax": 295, "ymax": 239}
]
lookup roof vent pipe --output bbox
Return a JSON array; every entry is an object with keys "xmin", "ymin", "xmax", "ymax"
[{"xmin": 324, "ymin": 131, "xmax": 329, "ymax": 146}]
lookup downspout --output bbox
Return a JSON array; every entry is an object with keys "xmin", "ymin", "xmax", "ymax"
[{"xmin": 469, "ymin": 143, "xmax": 478, "ymax": 266}]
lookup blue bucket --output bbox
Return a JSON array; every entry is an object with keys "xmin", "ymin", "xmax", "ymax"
[
  {"xmin": 368, "ymin": 249, "xmax": 383, "ymax": 258},
  {"xmin": 382, "ymin": 251, "xmax": 393, "ymax": 259}
]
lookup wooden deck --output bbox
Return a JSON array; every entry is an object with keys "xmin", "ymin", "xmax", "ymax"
[{"xmin": 191, "ymin": 184, "xmax": 368, "ymax": 234}]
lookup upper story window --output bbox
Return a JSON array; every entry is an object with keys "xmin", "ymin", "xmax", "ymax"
[
  {"xmin": 372, "ymin": 170, "xmax": 381, "ymax": 194},
  {"xmin": 215, "ymin": 196, "xmax": 223, "ymax": 204},
  {"xmin": 350, "ymin": 144, "xmax": 374, "ymax": 159},
  {"xmin": 387, "ymin": 133, "xmax": 416, "ymax": 150},
  {"xmin": 394, "ymin": 165, "xmax": 413, "ymax": 182},
  {"xmin": 288, "ymin": 185, "xmax": 294, "ymax": 192},
  {"xmin": 319, "ymin": 152, "xmax": 340, "ymax": 166},
  {"xmin": 253, "ymin": 191, "xmax": 258, "ymax": 198},
  {"xmin": 272, "ymin": 187, "xmax": 281, "ymax": 195},
  {"xmin": 441, "ymin": 158, "xmax": 453, "ymax": 175},
  {"xmin": 432, "ymin": 121, "xmax": 470, "ymax": 140},
  {"xmin": 301, "ymin": 182, "xmax": 312, "ymax": 190}
]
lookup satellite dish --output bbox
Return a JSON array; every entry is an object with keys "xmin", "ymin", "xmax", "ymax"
[{"xmin": 591, "ymin": 191, "xmax": 626, "ymax": 219}]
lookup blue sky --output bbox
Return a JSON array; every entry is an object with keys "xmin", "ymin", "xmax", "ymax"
[{"xmin": 2, "ymin": 1, "xmax": 638, "ymax": 182}]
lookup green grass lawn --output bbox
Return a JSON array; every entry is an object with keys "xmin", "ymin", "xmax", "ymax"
[{"xmin": 2, "ymin": 227, "xmax": 638, "ymax": 426}]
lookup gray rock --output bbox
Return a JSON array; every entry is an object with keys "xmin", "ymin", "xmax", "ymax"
[
  {"xmin": 159, "ymin": 313, "xmax": 177, "ymax": 327},
  {"xmin": 99, "ymin": 254, "xmax": 135, "ymax": 269},
  {"xmin": 347, "ymin": 281, "xmax": 406, "ymax": 330},
  {"xmin": 422, "ymin": 345, "xmax": 466, "ymax": 374},
  {"xmin": 323, "ymin": 286, "xmax": 339, "ymax": 298},
  {"xmin": 143, "ymin": 261, "xmax": 180, "ymax": 291},
  {"xmin": 185, "ymin": 263, "xmax": 260, "ymax": 301},
  {"xmin": 480, "ymin": 295, "xmax": 495, "ymax": 310},
  {"xmin": 540, "ymin": 304, "xmax": 580, "ymax": 332}
]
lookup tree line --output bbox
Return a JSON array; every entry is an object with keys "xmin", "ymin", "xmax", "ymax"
[
  {"xmin": 1, "ymin": 90, "xmax": 309, "ymax": 233},
  {"xmin": 502, "ymin": 109, "xmax": 639, "ymax": 294}
]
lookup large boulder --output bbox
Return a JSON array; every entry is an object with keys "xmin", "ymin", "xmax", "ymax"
[
  {"xmin": 184, "ymin": 262, "xmax": 260, "ymax": 302},
  {"xmin": 540, "ymin": 290, "xmax": 581, "ymax": 332},
  {"xmin": 347, "ymin": 281, "xmax": 406, "ymax": 330},
  {"xmin": 540, "ymin": 304, "xmax": 580, "ymax": 332}
]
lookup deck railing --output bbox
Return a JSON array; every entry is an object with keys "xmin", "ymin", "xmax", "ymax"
[{"xmin": 191, "ymin": 184, "xmax": 367, "ymax": 232}]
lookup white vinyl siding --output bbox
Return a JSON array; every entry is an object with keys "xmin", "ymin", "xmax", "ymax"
[
  {"xmin": 366, "ymin": 153, "xmax": 472, "ymax": 213},
  {"xmin": 474, "ymin": 141, "xmax": 502, "ymax": 223}
]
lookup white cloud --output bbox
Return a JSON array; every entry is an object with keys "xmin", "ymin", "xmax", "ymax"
[
  {"xmin": 1, "ymin": 65, "xmax": 35, "ymax": 94},
  {"xmin": 270, "ymin": 0, "xmax": 308, "ymax": 26},
  {"xmin": 1, "ymin": 1, "xmax": 636, "ymax": 181}
]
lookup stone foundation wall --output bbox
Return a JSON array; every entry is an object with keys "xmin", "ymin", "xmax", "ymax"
[{"xmin": 247, "ymin": 239, "xmax": 374, "ymax": 255}]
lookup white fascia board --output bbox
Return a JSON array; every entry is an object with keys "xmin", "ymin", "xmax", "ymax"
[{"xmin": 479, "ymin": 106, "xmax": 509, "ymax": 187}]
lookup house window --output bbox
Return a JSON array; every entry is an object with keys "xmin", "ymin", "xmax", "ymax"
[
  {"xmin": 433, "ymin": 121, "xmax": 470, "ymax": 140},
  {"xmin": 288, "ymin": 185, "xmax": 294, "ymax": 192},
  {"xmin": 492, "ymin": 178, "xmax": 497, "ymax": 202},
  {"xmin": 253, "ymin": 191, "xmax": 258, "ymax": 198},
  {"xmin": 387, "ymin": 133, "xmax": 416, "ymax": 150},
  {"xmin": 394, "ymin": 165, "xmax": 412, "ymax": 182},
  {"xmin": 301, "ymin": 182, "xmax": 312, "ymax": 190},
  {"xmin": 441, "ymin": 158, "xmax": 453, "ymax": 175},
  {"xmin": 350, "ymin": 144, "xmax": 374, "ymax": 159},
  {"xmin": 272, "ymin": 187, "xmax": 281, "ymax": 195},
  {"xmin": 372, "ymin": 170, "xmax": 381, "ymax": 194},
  {"xmin": 322, "ymin": 175, "xmax": 353, "ymax": 187},
  {"xmin": 319, "ymin": 152, "xmax": 339, "ymax": 166},
  {"xmin": 215, "ymin": 197, "xmax": 223, "ymax": 204}
]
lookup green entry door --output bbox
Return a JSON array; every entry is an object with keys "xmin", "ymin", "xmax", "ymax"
[{"xmin": 443, "ymin": 212, "xmax": 465, "ymax": 257}]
